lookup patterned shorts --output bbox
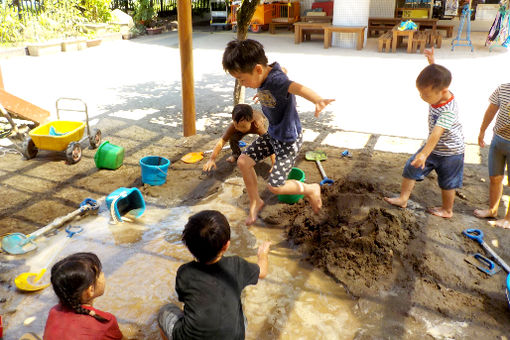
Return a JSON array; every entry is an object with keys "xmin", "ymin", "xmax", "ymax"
[{"xmin": 242, "ymin": 132, "xmax": 303, "ymax": 187}]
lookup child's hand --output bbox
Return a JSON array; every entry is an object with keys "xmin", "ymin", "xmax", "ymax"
[
  {"xmin": 203, "ymin": 159, "xmax": 217, "ymax": 172},
  {"xmin": 424, "ymin": 47, "xmax": 435, "ymax": 64},
  {"xmin": 410, "ymin": 152, "xmax": 427, "ymax": 169},
  {"xmin": 315, "ymin": 99, "xmax": 335, "ymax": 117},
  {"xmin": 257, "ymin": 241, "xmax": 271, "ymax": 256},
  {"xmin": 478, "ymin": 131, "xmax": 486, "ymax": 148}
]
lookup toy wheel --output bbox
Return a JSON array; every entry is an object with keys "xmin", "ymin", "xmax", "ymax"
[
  {"xmin": 22, "ymin": 137, "xmax": 38, "ymax": 159},
  {"xmin": 66, "ymin": 142, "xmax": 82, "ymax": 164},
  {"xmin": 249, "ymin": 22, "xmax": 261, "ymax": 33},
  {"xmin": 89, "ymin": 128, "xmax": 102, "ymax": 149}
]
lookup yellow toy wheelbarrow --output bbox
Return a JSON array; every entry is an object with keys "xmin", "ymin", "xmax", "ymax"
[{"xmin": 22, "ymin": 98, "xmax": 101, "ymax": 164}]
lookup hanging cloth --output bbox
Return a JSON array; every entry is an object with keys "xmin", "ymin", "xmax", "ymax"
[{"xmin": 486, "ymin": 8, "xmax": 503, "ymax": 44}]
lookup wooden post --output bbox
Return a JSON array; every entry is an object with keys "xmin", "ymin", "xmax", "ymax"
[{"xmin": 178, "ymin": 0, "xmax": 196, "ymax": 136}]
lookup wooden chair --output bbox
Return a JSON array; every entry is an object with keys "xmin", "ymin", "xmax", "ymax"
[
  {"xmin": 412, "ymin": 31, "xmax": 427, "ymax": 53},
  {"xmin": 426, "ymin": 30, "xmax": 442, "ymax": 48},
  {"xmin": 377, "ymin": 31, "xmax": 392, "ymax": 52}
]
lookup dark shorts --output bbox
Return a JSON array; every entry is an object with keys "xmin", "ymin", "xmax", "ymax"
[
  {"xmin": 242, "ymin": 132, "xmax": 303, "ymax": 187},
  {"xmin": 158, "ymin": 303, "xmax": 184, "ymax": 340},
  {"xmin": 402, "ymin": 149, "xmax": 464, "ymax": 190},
  {"xmin": 488, "ymin": 134, "xmax": 510, "ymax": 177}
]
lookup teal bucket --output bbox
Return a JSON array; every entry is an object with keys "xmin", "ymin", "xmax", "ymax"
[
  {"xmin": 278, "ymin": 167, "xmax": 306, "ymax": 204},
  {"xmin": 106, "ymin": 187, "xmax": 145, "ymax": 222},
  {"xmin": 140, "ymin": 156, "xmax": 170, "ymax": 186}
]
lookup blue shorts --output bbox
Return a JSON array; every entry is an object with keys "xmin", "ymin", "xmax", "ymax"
[
  {"xmin": 488, "ymin": 134, "xmax": 510, "ymax": 177},
  {"xmin": 402, "ymin": 149, "xmax": 464, "ymax": 190}
]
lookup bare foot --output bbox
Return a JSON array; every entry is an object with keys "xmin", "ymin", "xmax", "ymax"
[
  {"xmin": 473, "ymin": 209, "xmax": 497, "ymax": 219},
  {"xmin": 383, "ymin": 196, "xmax": 407, "ymax": 208},
  {"xmin": 427, "ymin": 206, "xmax": 453, "ymax": 218},
  {"xmin": 246, "ymin": 199, "xmax": 264, "ymax": 226},
  {"xmin": 307, "ymin": 183, "xmax": 322, "ymax": 214},
  {"xmin": 227, "ymin": 156, "xmax": 237, "ymax": 163},
  {"xmin": 489, "ymin": 219, "xmax": 510, "ymax": 229}
]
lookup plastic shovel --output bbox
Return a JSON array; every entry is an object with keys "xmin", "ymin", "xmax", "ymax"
[
  {"xmin": 181, "ymin": 141, "xmax": 246, "ymax": 164},
  {"xmin": 305, "ymin": 151, "xmax": 334, "ymax": 186},
  {"xmin": 1, "ymin": 198, "xmax": 97, "ymax": 255},
  {"xmin": 463, "ymin": 228, "xmax": 510, "ymax": 310},
  {"xmin": 15, "ymin": 225, "xmax": 83, "ymax": 292}
]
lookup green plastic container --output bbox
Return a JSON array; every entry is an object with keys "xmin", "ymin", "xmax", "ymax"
[
  {"xmin": 94, "ymin": 141, "xmax": 124, "ymax": 170},
  {"xmin": 278, "ymin": 167, "xmax": 306, "ymax": 204}
]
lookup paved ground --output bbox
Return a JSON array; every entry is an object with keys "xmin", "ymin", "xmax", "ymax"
[{"xmin": 1, "ymin": 29, "xmax": 508, "ymax": 148}]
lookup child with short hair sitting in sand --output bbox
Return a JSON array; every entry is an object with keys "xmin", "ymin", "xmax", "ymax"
[
  {"xmin": 384, "ymin": 48, "xmax": 465, "ymax": 218},
  {"xmin": 158, "ymin": 210, "xmax": 270, "ymax": 340}
]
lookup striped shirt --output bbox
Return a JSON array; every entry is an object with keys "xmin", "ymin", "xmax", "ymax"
[
  {"xmin": 428, "ymin": 94, "xmax": 465, "ymax": 156},
  {"xmin": 490, "ymin": 83, "xmax": 510, "ymax": 140}
]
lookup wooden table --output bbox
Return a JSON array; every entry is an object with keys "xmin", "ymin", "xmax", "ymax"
[
  {"xmin": 392, "ymin": 25, "xmax": 418, "ymax": 53},
  {"xmin": 411, "ymin": 18, "xmax": 438, "ymax": 37},
  {"xmin": 302, "ymin": 15, "xmax": 333, "ymax": 23},
  {"xmin": 293, "ymin": 22, "xmax": 331, "ymax": 44},
  {"xmin": 323, "ymin": 26, "xmax": 366, "ymax": 50}
]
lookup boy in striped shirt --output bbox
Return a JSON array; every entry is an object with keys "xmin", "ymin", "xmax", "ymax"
[
  {"xmin": 474, "ymin": 83, "xmax": 510, "ymax": 228},
  {"xmin": 384, "ymin": 50, "xmax": 464, "ymax": 218}
]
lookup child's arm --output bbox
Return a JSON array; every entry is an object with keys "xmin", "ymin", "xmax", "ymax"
[
  {"xmin": 288, "ymin": 82, "xmax": 335, "ymax": 118},
  {"xmin": 203, "ymin": 138, "xmax": 227, "ymax": 171},
  {"xmin": 424, "ymin": 47, "xmax": 435, "ymax": 65},
  {"xmin": 269, "ymin": 154, "xmax": 276, "ymax": 173},
  {"xmin": 257, "ymin": 241, "xmax": 271, "ymax": 279},
  {"xmin": 478, "ymin": 103, "xmax": 499, "ymax": 147},
  {"xmin": 411, "ymin": 125, "xmax": 444, "ymax": 169}
]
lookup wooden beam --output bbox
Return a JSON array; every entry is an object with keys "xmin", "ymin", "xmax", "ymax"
[
  {"xmin": 178, "ymin": 0, "xmax": 196, "ymax": 137},
  {"xmin": 0, "ymin": 89, "xmax": 50, "ymax": 125},
  {"xmin": 0, "ymin": 65, "xmax": 4, "ymax": 90}
]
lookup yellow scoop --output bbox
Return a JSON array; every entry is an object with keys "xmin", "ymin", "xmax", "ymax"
[{"xmin": 15, "ymin": 269, "xmax": 50, "ymax": 292}]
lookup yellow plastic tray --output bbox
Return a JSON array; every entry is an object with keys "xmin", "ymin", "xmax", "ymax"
[{"xmin": 29, "ymin": 121, "xmax": 85, "ymax": 152}]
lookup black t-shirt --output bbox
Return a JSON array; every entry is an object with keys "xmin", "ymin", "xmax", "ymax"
[{"xmin": 172, "ymin": 256, "xmax": 260, "ymax": 340}]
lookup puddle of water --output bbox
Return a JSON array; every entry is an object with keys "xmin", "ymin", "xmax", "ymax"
[{"xmin": 4, "ymin": 177, "xmax": 360, "ymax": 339}]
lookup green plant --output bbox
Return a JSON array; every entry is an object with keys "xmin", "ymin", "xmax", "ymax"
[
  {"xmin": 0, "ymin": 4, "xmax": 24, "ymax": 45},
  {"xmin": 133, "ymin": 0, "xmax": 156, "ymax": 27},
  {"xmin": 80, "ymin": 0, "xmax": 112, "ymax": 23}
]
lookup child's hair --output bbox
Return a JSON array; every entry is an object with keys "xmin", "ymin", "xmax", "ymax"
[
  {"xmin": 182, "ymin": 210, "xmax": 230, "ymax": 263},
  {"xmin": 222, "ymin": 39, "xmax": 268, "ymax": 74},
  {"xmin": 232, "ymin": 104, "xmax": 254, "ymax": 123},
  {"xmin": 416, "ymin": 64, "xmax": 452, "ymax": 90},
  {"xmin": 50, "ymin": 252, "xmax": 108, "ymax": 323}
]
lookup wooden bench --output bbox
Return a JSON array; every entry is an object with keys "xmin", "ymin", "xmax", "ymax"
[
  {"xmin": 323, "ymin": 26, "xmax": 366, "ymax": 50},
  {"xmin": 368, "ymin": 17, "xmax": 400, "ymax": 37},
  {"xmin": 269, "ymin": 20, "xmax": 296, "ymax": 34},
  {"xmin": 412, "ymin": 31, "xmax": 427, "ymax": 53},
  {"xmin": 377, "ymin": 31, "xmax": 392, "ymax": 52},
  {"xmin": 419, "ymin": 24, "xmax": 454, "ymax": 38}
]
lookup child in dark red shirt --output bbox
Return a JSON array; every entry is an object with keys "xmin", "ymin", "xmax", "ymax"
[{"xmin": 44, "ymin": 252, "xmax": 123, "ymax": 340}]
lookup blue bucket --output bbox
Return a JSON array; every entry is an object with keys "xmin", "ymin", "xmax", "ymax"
[
  {"xmin": 506, "ymin": 274, "xmax": 510, "ymax": 310},
  {"xmin": 106, "ymin": 187, "xmax": 146, "ymax": 222},
  {"xmin": 139, "ymin": 156, "xmax": 170, "ymax": 186}
]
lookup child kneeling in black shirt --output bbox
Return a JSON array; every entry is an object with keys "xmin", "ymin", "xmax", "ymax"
[{"xmin": 158, "ymin": 210, "xmax": 270, "ymax": 340}]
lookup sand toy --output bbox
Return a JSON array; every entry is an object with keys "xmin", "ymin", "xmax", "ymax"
[
  {"xmin": 305, "ymin": 150, "xmax": 334, "ymax": 186},
  {"xmin": 181, "ymin": 141, "xmax": 246, "ymax": 164},
  {"xmin": 21, "ymin": 98, "xmax": 101, "ymax": 164},
  {"xmin": 15, "ymin": 225, "xmax": 83, "ymax": 292},
  {"xmin": 1, "ymin": 198, "xmax": 98, "ymax": 255}
]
